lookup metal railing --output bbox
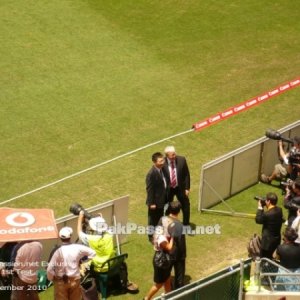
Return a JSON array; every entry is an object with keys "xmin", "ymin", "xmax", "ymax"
[
  {"xmin": 255, "ymin": 257, "xmax": 300, "ymax": 292},
  {"xmin": 154, "ymin": 258, "xmax": 252, "ymax": 300}
]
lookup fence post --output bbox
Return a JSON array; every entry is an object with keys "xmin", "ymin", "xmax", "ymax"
[
  {"xmin": 238, "ymin": 259, "xmax": 244, "ymax": 300},
  {"xmin": 254, "ymin": 258, "xmax": 261, "ymax": 291}
]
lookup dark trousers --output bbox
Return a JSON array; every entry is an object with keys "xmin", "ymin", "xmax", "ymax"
[
  {"xmin": 168, "ymin": 187, "xmax": 190, "ymax": 225},
  {"xmin": 11, "ymin": 275, "xmax": 40, "ymax": 300},
  {"xmin": 148, "ymin": 208, "xmax": 164, "ymax": 241},
  {"xmin": 171, "ymin": 259, "xmax": 186, "ymax": 289}
]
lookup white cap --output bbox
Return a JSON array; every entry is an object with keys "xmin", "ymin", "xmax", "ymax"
[
  {"xmin": 59, "ymin": 227, "xmax": 73, "ymax": 239},
  {"xmin": 164, "ymin": 146, "xmax": 176, "ymax": 153},
  {"xmin": 89, "ymin": 216, "xmax": 108, "ymax": 233}
]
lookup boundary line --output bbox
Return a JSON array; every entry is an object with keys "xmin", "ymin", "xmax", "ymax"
[
  {"xmin": 1, "ymin": 77, "xmax": 299, "ymax": 206},
  {"xmin": 0, "ymin": 129, "xmax": 193, "ymax": 206}
]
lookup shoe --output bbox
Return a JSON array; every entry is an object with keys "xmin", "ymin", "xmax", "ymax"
[{"xmin": 261, "ymin": 174, "xmax": 271, "ymax": 184}]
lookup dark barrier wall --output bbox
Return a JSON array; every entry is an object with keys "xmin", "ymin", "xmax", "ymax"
[{"xmin": 154, "ymin": 259, "xmax": 251, "ymax": 300}]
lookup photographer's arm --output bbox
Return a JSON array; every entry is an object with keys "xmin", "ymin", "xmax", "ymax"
[
  {"xmin": 255, "ymin": 201, "xmax": 264, "ymax": 224},
  {"xmin": 278, "ymin": 141, "xmax": 289, "ymax": 164},
  {"xmin": 77, "ymin": 210, "xmax": 85, "ymax": 237}
]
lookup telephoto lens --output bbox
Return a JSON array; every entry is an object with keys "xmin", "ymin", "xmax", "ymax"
[{"xmin": 69, "ymin": 203, "xmax": 93, "ymax": 220}]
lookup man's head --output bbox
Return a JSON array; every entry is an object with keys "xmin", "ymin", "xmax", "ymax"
[
  {"xmin": 152, "ymin": 152, "xmax": 165, "ymax": 169},
  {"xmin": 168, "ymin": 201, "xmax": 182, "ymax": 215},
  {"xmin": 283, "ymin": 227, "xmax": 298, "ymax": 243},
  {"xmin": 292, "ymin": 178, "xmax": 300, "ymax": 195},
  {"xmin": 265, "ymin": 192, "xmax": 278, "ymax": 206},
  {"xmin": 293, "ymin": 136, "xmax": 300, "ymax": 148},
  {"xmin": 164, "ymin": 146, "xmax": 176, "ymax": 161},
  {"xmin": 59, "ymin": 226, "xmax": 73, "ymax": 242}
]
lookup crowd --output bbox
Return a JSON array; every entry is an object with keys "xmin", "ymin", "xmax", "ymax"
[
  {"xmin": 0, "ymin": 212, "xmax": 136, "ymax": 300},
  {"xmin": 256, "ymin": 135, "xmax": 300, "ymax": 291},
  {"xmin": 1, "ymin": 136, "xmax": 298, "ymax": 299},
  {"xmin": 0, "ymin": 145, "xmax": 190, "ymax": 300}
]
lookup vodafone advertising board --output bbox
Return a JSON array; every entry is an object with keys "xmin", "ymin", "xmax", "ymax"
[{"xmin": 0, "ymin": 208, "xmax": 58, "ymax": 242}]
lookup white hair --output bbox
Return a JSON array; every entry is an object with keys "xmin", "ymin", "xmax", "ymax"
[{"xmin": 164, "ymin": 145, "xmax": 176, "ymax": 154}]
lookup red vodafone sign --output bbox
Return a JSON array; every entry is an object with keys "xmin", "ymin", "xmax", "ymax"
[{"xmin": 0, "ymin": 208, "xmax": 58, "ymax": 242}]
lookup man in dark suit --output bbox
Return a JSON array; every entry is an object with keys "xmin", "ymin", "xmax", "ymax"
[
  {"xmin": 163, "ymin": 146, "xmax": 191, "ymax": 226},
  {"xmin": 255, "ymin": 192, "xmax": 283, "ymax": 259},
  {"xmin": 146, "ymin": 152, "xmax": 167, "ymax": 242}
]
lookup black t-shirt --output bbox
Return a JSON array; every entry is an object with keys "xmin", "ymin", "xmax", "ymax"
[
  {"xmin": 277, "ymin": 243, "xmax": 300, "ymax": 269},
  {"xmin": 167, "ymin": 218, "xmax": 186, "ymax": 260}
]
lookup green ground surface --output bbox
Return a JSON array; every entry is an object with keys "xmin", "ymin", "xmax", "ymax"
[{"xmin": 1, "ymin": 0, "xmax": 300, "ymax": 298}]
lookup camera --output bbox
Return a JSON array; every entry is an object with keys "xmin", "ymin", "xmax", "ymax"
[
  {"xmin": 265, "ymin": 129, "xmax": 294, "ymax": 144},
  {"xmin": 62, "ymin": 274, "xmax": 69, "ymax": 284},
  {"xmin": 69, "ymin": 203, "xmax": 93, "ymax": 220},
  {"xmin": 280, "ymin": 179, "xmax": 293, "ymax": 188},
  {"xmin": 254, "ymin": 196, "xmax": 266, "ymax": 207}
]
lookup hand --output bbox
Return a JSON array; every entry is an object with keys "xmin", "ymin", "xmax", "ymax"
[
  {"xmin": 149, "ymin": 204, "xmax": 156, "ymax": 210},
  {"xmin": 79, "ymin": 210, "xmax": 85, "ymax": 218},
  {"xmin": 185, "ymin": 189, "xmax": 190, "ymax": 197}
]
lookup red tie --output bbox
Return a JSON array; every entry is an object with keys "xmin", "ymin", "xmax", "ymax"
[{"xmin": 170, "ymin": 161, "xmax": 177, "ymax": 188}]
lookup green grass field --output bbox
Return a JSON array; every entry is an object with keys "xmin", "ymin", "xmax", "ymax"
[{"xmin": 1, "ymin": 0, "xmax": 300, "ymax": 298}]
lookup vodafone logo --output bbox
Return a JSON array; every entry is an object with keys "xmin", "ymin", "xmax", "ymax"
[{"xmin": 5, "ymin": 212, "xmax": 35, "ymax": 227}]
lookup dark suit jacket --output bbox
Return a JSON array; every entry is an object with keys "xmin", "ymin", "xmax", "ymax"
[
  {"xmin": 163, "ymin": 155, "xmax": 190, "ymax": 192},
  {"xmin": 145, "ymin": 166, "xmax": 166, "ymax": 209},
  {"xmin": 255, "ymin": 206, "xmax": 283, "ymax": 251}
]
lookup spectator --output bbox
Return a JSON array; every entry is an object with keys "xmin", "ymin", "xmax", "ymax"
[
  {"xmin": 287, "ymin": 136, "xmax": 300, "ymax": 180},
  {"xmin": 255, "ymin": 192, "xmax": 283, "ymax": 259},
  {"xmin": 0, "ymin": 242, "xmax": 17, "ymax": 300},
  {"xmin": 274, "ymin": 227, "xmax": 300, "ymax": 291},
  {"xmin": 146, "ymin": 152, "xmax": 168, "ymax": 242},
  {"xmin": 162, "ymin": 201, "xmax": 187, "ymax": 289},
  {"xmin": 291, "ymin": 209, "xmax": 300, "ymax": 244},
  {"xmin": 261, "ymin": 140, "xmax": 289, "ymax": 184},
  {"xmin": 47, "ymin": 227, "xmax": 96, "ymax": 300},
  {"xmin": 144, "ymin": 226, "xmax": 174, "ymax": 300},
  {"xmin": 163, "ymin": 146, "xmax": 191, "ymax": 226},
  {"xmin": 284, "ymin": 177, "xmax": 300, "ymax": 226},
  {"xmin": 11, "ymin": 240, "xmax": 43, "ymax": 300}
]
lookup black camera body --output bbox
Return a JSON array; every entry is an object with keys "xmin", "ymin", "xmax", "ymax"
[
  {"xmin": 254, "ymin": 196, "xmax": 266, "ymax": 207},
  {"xmin": 280, "ymin": 179, "xmax": 293, "ymax": 188},
  {"xmin": 69, "ymin": 203, "xmax": 93, "ymax": 220},
  {"xmin": 62, "ymin": 274, "xmax": 69, "ymax": 284}
]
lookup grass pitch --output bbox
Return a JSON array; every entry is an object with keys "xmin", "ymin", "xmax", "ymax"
[{"xmin": 1, "ymin": 0, "xmax": 300, "ymax": 298}]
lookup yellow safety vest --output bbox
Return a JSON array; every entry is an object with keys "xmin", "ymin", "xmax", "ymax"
[{"xmin": 87, "ymin": 233, "xmax": 115, "ymax": 272}]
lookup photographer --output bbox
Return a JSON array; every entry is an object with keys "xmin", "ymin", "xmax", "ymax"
[
  {"xmin": 287, "ymin": 136, "xmax": 300, "ymax": 181},
  {"xmin": 261, "ymin": 140, "xmax": 289, "ymax": 184},
  {"xmin": 77, "ymin": 212, "xmax": 115, "ymax": 273},
  {"xmin": 255, "ymin": 192, "xmax": 284, "ymax": 259},
  {"xmin": 264, "ymin": 131, "xmax": 300, "ymax": 182},
  {"xmin": 284, "ymin": 177, "xmax": 300, "ymax": 226}
]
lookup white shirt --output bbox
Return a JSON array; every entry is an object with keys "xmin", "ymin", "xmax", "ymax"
[
  {"xmin": 14, "ymin": 241, "xmax": 43, "ymax": 284},
  {"xmin": 47, "ymin": 243, "xmax": 95, "ymax": 280},
  {"xmin": 292, "ymin": 216, "xmax": 300, "ymax": 244}
]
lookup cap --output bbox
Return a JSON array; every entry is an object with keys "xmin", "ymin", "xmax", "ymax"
[
  {"xmin": 89, "ymin": 216, "xmax": 108, "ymax": 233},
  {"xmin": 59, "ymin": 227, "xmax": 73, "ymax": 239}
]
